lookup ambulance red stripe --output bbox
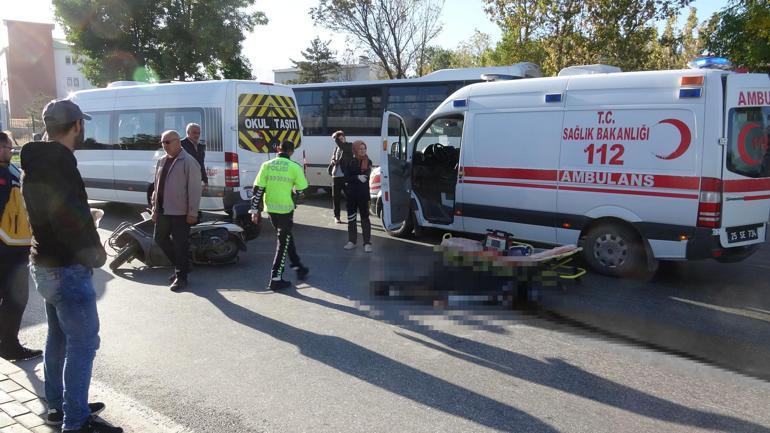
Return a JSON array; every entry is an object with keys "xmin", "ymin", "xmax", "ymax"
[
  {"xmin": 722, "ymin": 178, "xmax": 770, "ymax": 193},
  {"xmin": 460, "ymin": 179, "xmax": 699, "ymax": 199},
  {"xmin": 462, "ymin": 166, "xmax": 701, "ymax": 190}
]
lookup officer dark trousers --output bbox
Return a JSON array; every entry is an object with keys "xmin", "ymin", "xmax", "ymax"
[
  {"xmin": 347, "ymin": 193, "xmax": 371, "ymax": 245},
  {"xmin": 269, "ymin": 212, "xmax": 302, "ymax": 279}
]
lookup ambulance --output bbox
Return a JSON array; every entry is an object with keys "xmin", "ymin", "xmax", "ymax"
[
  {"xmin": 70, "ymin": 80, "xmax": 302, "ymax": 211},
  {"xmin": 378, "ymin": 60, "xmax": 770, "ymax": 277}
]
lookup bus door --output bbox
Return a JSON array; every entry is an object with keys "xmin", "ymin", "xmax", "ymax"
[{"xmin": 236, "ymin": 85, "xmax": 303, "ymax": 197}]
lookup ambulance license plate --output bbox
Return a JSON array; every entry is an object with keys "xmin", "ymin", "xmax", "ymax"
[{"xmin": 726, "ymin": 224, "xmax": 761, "ymax": 244}]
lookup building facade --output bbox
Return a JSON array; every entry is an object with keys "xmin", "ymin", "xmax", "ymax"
[
  {"xmin": 273, "ymin": 56, "xmax": 382, "ymax": 84},
  {"xmin": 0, "ymin": 19, "xmax": 94, "ymax": 126}
]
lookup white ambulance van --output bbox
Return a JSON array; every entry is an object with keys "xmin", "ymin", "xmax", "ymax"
[
  {"xmin": 70, "ymin": 80, "xmax": 302, "ymax": 211},
  {"xmin": 379, "ymin": 63, "xmax": 770, "ymax": 277}
]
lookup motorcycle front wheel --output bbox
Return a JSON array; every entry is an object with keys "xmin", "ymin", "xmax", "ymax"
[{"xmin": 110, "ymin": 242, "xmax": 139, "ymax": 271}]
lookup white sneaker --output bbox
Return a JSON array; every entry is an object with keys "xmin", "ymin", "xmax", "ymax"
[
  {"xmin": 344, "ymin": 241, "xmax": 356, "ymax": 250},
  {"xmin": 334, "ymin": 217, "xmax": 342, "ymax": 224},
  {"xmin": 364, "ymin": 244, "xmax": 372, "ymax": 253}
]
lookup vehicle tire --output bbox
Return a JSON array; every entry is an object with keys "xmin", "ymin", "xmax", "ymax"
[
  {"xmin": 382, "ymin": 208, "xmax": 414, "ymax": 238},
  {"xmin": 110, "ymin": 242, "xmax": 138, "ymax": 271},
  {"xmin": 583, "ymin": 223, "xmax": 647, "ymax": 278},
  {"xmin": 205, "ymin": 236, "xmax": 240, "ymax": 264}
]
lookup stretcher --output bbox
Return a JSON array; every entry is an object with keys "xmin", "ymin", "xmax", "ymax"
[{"xmin": 430, "ymin": 234, "xmax": 586, "ymax": 307}]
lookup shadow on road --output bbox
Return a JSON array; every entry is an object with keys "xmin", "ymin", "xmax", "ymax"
[{"xmin": 191, "ymin": 287, "xmax": 562, "ymax": 433}]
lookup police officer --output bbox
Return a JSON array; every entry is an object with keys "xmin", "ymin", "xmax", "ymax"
[{"xmin": 250, "ymin": 141, "xmax": 309, "ymax": 290}]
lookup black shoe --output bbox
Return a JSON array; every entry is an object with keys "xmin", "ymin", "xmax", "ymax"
[
  {"xmin": 64, "ymin": 416, "xmax": 123, "ymax": 433},
  {"xmin": 293, "ymin": 265, "xmax": 309, "ymax": 280},
  {"xmin": 0, "ymin": 345, "xmax": 42, "ymax": 362},
  {"xmin": 268, "ymin": 279, "xmax": 292, "ymax": 291},
  {"xmin": 46, "ymin": 402, "xmax": 106, "ymax": 426},
  {"xmin": 170, "ymin": 277, "xmax": 188, "ymax": 292}
]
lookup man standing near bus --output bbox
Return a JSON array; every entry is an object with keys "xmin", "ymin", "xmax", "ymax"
[
  {"xmin": 329, "ymin": 130, "xmax": 353, "ymax": 224},
  {"xmin": 152, "ymin": 130, "xmax": 202, "ymax": 292},
  {"xmin": 20, "ymin": 99, "xmax": 122, "ymax": 433},
  {"xmin": 181, "ymin": 123, "xmax": 208, "ymax": 192},
  {"xmin": 250, "ymin": 141, "xmax": 309, "ymax": 290}
]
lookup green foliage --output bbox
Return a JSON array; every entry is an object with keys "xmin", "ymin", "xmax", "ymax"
[
  {"xmin": 704, "ymin": 0, "xmax": 770, "ymax": 71},
  {"xmin": 484, "ymin": 0, "xmax": 695, "ymax": 75},
  {"xmin": 53, "ymin": 0, "xmax": 267, "ymax": 86},
  {"xmin": 290, "ymin": 37, "xmax": 342, "ymax": 84}
]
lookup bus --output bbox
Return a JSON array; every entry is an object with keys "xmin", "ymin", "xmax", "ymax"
[{"xmin": 292, "ymin": 63, "xmax": 542, "ymax": 189}]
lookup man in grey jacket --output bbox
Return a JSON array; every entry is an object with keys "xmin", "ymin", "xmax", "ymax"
[{"xmin": 151, "ymin": 130, "xmax": 202, "ymax": 291}]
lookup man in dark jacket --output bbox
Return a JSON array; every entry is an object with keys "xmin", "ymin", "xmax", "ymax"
[
  {"xmin": 329, "ymin": 130, "xmax": 353, "ymax": 224},
  {"xmin": 180, "ymin": 123, "xmax": 207, "ymax": 190},
  {"xmin": 20, "ymin": 99, "xmax": 122, "ymax": 433},
  {"xmin": 0, "ymin": 131, "xmax": 42, "ymax": 361}
]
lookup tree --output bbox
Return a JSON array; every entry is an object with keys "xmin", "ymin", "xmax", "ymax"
[
  {"xmin": 451, "ymin": 30, "xmax": 495, "ymax": 68},
  {"xmin": 485, "ymin": 0, "xmax": 691, "ymax": 75},
  {"xmin": 703, "ymin": 0, "xmax": 770, "ymax": 71},
  {"xmin": 290, "ymin": 37, "xmax": 342, "ymax": 83},
  {"xmin": 53, "ymin": 0, "xmax": 267, "ymax": 85},
  {"xmin": 310, "ymin": 0, "xmax": 444, "ymax": 79}
]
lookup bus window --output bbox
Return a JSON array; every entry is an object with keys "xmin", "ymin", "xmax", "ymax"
[
  {"xmin": 387, "ymin": 84, "xmax": 461, "ymax": 131},
  {"xmin": 327, "ymin": 87, "xmax": 382, "ymax": 136},
  {"xmin": 295, "ymin": 90, "xmax": 324, "ymax": 136},
  {"xmin": 117, "ymin": 111, "xmax": 159, "ymax": 151},
  {"xmin": 79, "ymin": 112, "xmax": 113, "ymax": 150}
]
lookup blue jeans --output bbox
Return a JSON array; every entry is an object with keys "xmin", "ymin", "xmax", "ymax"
[{"xmin": 31, "ymin": 264, "xmax": 100, "ymax": 431}]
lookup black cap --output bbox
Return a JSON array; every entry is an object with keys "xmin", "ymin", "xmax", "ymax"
[{"xmin": 42, "ymin": 99, "xmax": 91, "ymax": 127}]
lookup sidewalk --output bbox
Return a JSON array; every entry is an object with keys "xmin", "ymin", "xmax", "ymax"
[{"xmin": 0, "ymin": 357, "xmax": 55, "ymax": 433}]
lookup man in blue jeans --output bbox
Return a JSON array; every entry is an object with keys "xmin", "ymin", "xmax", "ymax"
[{"xmin": 20, "ymin": 99, "xmax": 122, "ymax": 433}]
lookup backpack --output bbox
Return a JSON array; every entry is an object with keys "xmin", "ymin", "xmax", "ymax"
[{"xmin": 0, "ymin": 172, "xmax": 32, "ymax": 247}]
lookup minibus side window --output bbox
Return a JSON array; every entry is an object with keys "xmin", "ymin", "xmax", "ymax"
[
  {"xmin": 117, "ymin": 111, "xmax": 159, "ymax": 151},
  {"xmin": 78, "ymin": 113, "xmax": 113, "ymax": 150},
  {"xmin": 163, "ymin": 110, "xmax": 203, "ymax": 141}
]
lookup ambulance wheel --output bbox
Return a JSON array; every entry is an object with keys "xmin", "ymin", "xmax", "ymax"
[
  {"xmin": 584, "ymin": 223, "xmax": 646, "ymax": 278},
  {"xmin": 383, "ymin": 211, "xmax": 414, "ymax": 238}
]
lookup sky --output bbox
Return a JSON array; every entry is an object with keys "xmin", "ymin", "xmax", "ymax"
[{"xmin": 2, "ymin": 0, "xmax": 726, "ymax": 81}]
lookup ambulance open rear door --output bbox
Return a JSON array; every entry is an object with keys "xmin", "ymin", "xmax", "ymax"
[{"xmin": 719, "ymin": 73, "xmax": 770, "ymax": 248}]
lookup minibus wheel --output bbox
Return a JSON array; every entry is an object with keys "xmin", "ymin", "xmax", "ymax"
[
  {"xmin": 382, "ymin": 210, "xmax": 414, "ymax": 238},
  {"xmin": 584, "ymin": 223, "xmax": 646, "ymax": 278}
]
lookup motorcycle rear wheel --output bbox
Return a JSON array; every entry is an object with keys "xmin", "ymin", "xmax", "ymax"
[
  {"xmin": 208, "ymin": 236, "xmax": 240, "ymax": 264},
  {"xmin": 110, "ymin": 243, "xmax": 139, "ymax": 271}
]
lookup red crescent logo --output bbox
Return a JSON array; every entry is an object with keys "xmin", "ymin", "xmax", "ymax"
[
  {"xmin": 655, "ymin": 119, "xmax": 692, "ymax": 160},
  {"xmin": 737, "ymin": 122, "xmax": 766, "ymax": 166}
]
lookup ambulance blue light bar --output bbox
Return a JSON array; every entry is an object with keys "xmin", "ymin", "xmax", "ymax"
[
  {"xmin": 453, "ymin": 99, "xmax": 467, "ymax": 107},
  {"xmin": 679, "ymin": 88, "xmax": 702, "ymax": 98},
  {"xmin": 687, "ymin": 56, "xmax": 733, "ymax": 70},
  {"xmin": 545, "ymin": 93, "xmax": 562, "ymax": 103}
]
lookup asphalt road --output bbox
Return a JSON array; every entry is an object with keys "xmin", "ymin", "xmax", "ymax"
[{"xmin": 14, "ymin": 194, "xmax": 770, "ymax": 433}]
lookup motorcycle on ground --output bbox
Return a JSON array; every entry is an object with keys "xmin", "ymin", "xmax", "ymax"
[{"xmin": 107, "ymin": 202, "xmax": 258, "ymax": 271}]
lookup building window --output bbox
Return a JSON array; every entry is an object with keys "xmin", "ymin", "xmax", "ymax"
[
  {"xmin": 65, "ymin": 56, "xmax": 72, "ymax": 64},
  {"xmin": 67, "ymin": 77, "xmax": 73, "ymax": 86},
  {"xmin": 74, "ymin": 78, "xmax": 80, "ymax": 87}
]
